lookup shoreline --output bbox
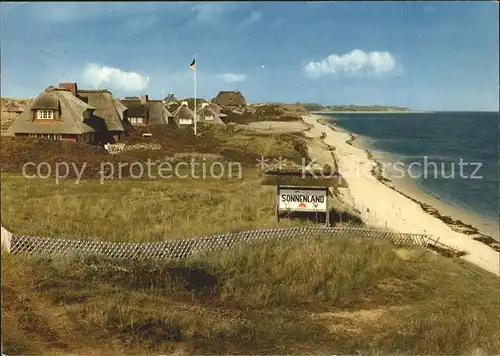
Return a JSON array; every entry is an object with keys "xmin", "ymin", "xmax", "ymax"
[
  {"xmin": 304, "ymin": 115, "xmax": 499, "ymax": 276},
  {"xmin": 321, "ymin": 117, "xmax": 499, "ymax": 245},
  {"xmin": 348, "ymin": 133, "xmax": 500, "ymax": 248}
]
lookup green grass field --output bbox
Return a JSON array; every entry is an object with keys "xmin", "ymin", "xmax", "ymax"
[
  {"xmin": 2, "ymin": 237, "xmax": 500, "ymax": 355},
  {"xmin": 1, "ymin": 121, "xmax": 499, "ymax": 355},
  {"xmin": 1, "ymin": 172, "xmax": 303, "ymax": 241}
]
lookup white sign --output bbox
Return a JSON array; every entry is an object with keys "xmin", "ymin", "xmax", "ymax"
[
  {"xmin": 278, "ymin": 188, "xmax": 327, "ymax": 212},
  {"xmin": 104, "ymin": 143, "xmax": 126, "ymax": 154}
]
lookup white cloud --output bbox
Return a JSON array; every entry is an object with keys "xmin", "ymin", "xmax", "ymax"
[
  {"xmin": 81, "ymin": 63, "xmax": 150, "ymax": 92},
  {"xmin": 242, "ymin": 11, "xmax": 262, "ymax": 26},
  {"xmin": 217, "ymin": 73, "xmax": 247, "ymax": 83},
  {"xmin": 304, "ymin": 49, "xmax": 397, "ymax": 78}
]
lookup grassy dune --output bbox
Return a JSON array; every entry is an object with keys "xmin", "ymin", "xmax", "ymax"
[
  {"xmin": 2, "ymin": 237, "xmax": 500, "ymax": 355},
  {"xmin": 1, "ymin": 173, "xmax": 303, "ymax": 241}
]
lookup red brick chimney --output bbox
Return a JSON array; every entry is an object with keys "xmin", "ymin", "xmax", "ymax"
[
  {"xmin": 59, "ymin": 83, "xmax": 78, "ymax": 96},
  {"xmin": 140, "ymin": 95, "xmax": 149, "ymax": 105}
]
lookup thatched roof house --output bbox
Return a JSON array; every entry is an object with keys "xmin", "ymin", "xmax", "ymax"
[
  {"xmin": 149, "ymin": 100, "xmax": 173, "ymax": 125},
  {"xmin": 199, "ymin": 102, "xmax": 228, "ymax": 120},
  {"xmin": 121, "ymin": 95, "xmax": 172, "ymax": 126},
  {"xmin": 9, "ymin": 82, "xmax": 130, "ymax": 144},
  {"xmin": 172, "ymin": 101, "xmax": 194, "ymax": 127},
  {"xmin": 8, "ymin": 86, "xmax": 97, "ymax": 143},
  {"xmin": 122, "ymin": 96, "xmax": 149, "ymax": 126},
  {"xmin": 196, "ymin": 103, "xmax": 225, "ymax": 125},
  {"xmin": 76, "ymin": 88, "xmax": 125, "ymax": 142},
  {"xmin": 213, "ymin": 90, "xmax": 247, "ymax": 109}
]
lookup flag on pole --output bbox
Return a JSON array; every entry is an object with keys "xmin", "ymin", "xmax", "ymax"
[{"xmin": 191, "ymin": 56, "xmax": 197, "ymax": 135}]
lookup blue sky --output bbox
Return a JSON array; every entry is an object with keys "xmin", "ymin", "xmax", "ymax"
[{"xmin": 1, "ymin": 1, "xmax": 498, "ymax": 111}]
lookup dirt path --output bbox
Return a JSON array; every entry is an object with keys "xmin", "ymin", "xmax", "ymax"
[{"xmin": 237, "ymin": 120, "xmax": 308, "ymax": 134}]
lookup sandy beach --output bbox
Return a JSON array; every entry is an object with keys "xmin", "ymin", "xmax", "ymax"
[
  {"xmin": 364, "ymin": 147, "xmax": 500, "ymax": 241},
  {"xmin": 302, "ymin": 115, "xmax": 500, "ymax": 277}
]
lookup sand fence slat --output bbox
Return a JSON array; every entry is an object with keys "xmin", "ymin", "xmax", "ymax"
[{"xmin": 5, "ymin": 226, "xmax": 442, "ymax": 260}]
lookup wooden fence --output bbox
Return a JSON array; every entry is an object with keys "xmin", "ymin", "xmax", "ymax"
[{"xmin": 6, "ymin": 227, "xmax": 433, "ymax": 260}]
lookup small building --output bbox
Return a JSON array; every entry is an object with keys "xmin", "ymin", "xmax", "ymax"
[
  {"xmin": 121, "ymin": 95, "xmax": 172, "ymax": 126},
  {"xmin": 196, "ymin": 102, "xmax": 226, "ymax": 125},
  {"xmin": 149, "ymin": 100, "xmax": 173, "ymax": 125},
  {"xmin": 172, "ymin": 101, "xmax": 194, "ymax": 127},
  {"xmin": 75, "ymin": 85, "xmax": 126, "ymax": 143},
  {"xmin": 8, "ymin": 83, "xmax": 130, "ymax": 145},
  {"xmin": 204, "ymin": 101, "xmax": 228, "ymax": 121},
  {"xmin": 213, "ymin": 90, "xmax": 247, "ymax": 110},
  {"xmin": 8, "ymin": 86, "xmax": 98, "ymax": 143},
  {"xmin": 122, "ymin": 95, "xmax": 149, "ymax": 126}
]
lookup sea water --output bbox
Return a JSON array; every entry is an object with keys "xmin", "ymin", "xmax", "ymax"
[{"xmin": 321, "ymin": 111, "xmax": 499, "ymax": 226}]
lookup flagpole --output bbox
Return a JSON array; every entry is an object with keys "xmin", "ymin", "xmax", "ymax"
[{"xmin": 193, "ymin": 56, "xmax": 197, "ymax": 136}]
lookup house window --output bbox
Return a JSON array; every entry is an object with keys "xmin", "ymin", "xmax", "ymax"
[
  {"xmin": 130, "ymin": 117, "xmax": 144, "ymax": 124},
  {"xmin": 179, "ymin": 119, "xmax": 193, "ymax": 125},
  {"xmin": 29, "ymin": 133, "xmax": 61, "ymax": 140},
  {"xmin": 205, "ymin": 115, "xmax": 214, "ymax": 121},
  {"xmin": 37, "ymin": 110, "xmax": 54, "ymax": 120}
]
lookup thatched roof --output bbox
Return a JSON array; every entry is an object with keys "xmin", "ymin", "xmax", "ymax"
[
  {"xmin": 122, "ymin": 100, "xmax": 149, "ymax": 117},
  {"xmin": 214, "ymin": 91, "xmax": 247, "ymax": 107},
  {"xmin": 148, "ymin": 101, "xmax": 172, "ymax": 125},
  {"xmin": 8, "ymin": 87, "xmax": 95, "ymax": 135},
  {"xmin": 201, "ymin": 102, "xmax": 227, "ymax": 118},
  {"xmin": 77, "ymin": 90, "xmax": 125, "ymax": 132},
  {"xmin": 121, "ymin": 99, "xmax": 172, "ymax": 126},
  {"xmin": 173, "ymin": 104, "xmax": 194, "ymax": 120},
  {"xmin": 196, "ymin": 105, "xmax": 225, "ymax": 125},
  {"xmin": 113, "ymin": 98, "xmax": 128, "ymax": 121},
  {"xmin": 31, "ymin": 87, "xmax": 60, "ymax": 110}
]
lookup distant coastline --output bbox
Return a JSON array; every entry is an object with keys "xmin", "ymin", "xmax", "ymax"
[
  {"xmin": 311, "ymin": 110, "xmax": 421, "ymax": 114},
  {"xmin": 300, "ymin": 103, "xmax": 413, "ymax": 113}
]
